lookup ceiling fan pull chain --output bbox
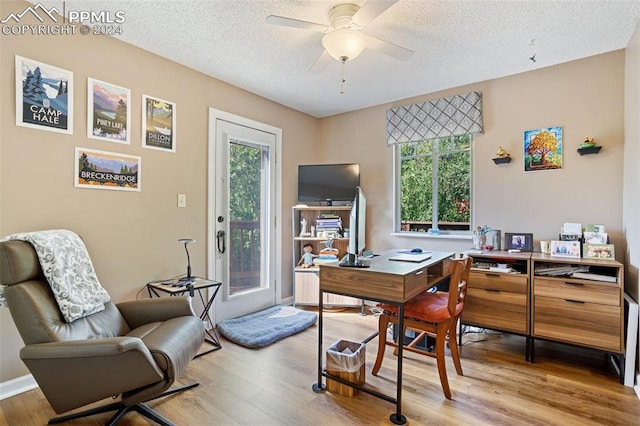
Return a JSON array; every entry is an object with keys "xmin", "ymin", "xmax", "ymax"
[{"xmin": 340, "ymin": 57, "xmax": 346, "ymax": 94}]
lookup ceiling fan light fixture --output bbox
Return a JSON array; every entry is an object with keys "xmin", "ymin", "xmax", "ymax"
[{"xmin": 322, "ymin": 28, "xmax": 367, "ymax": 62}]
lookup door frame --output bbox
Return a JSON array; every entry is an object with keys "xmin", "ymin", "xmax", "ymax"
[{"xmin": 207, "ymin": 108, "xmax": 283, "ymax": 323}]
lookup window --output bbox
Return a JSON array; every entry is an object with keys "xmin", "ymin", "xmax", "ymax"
[{"xmin": 396, "ymin": 134, "xmax": 472, "ymax": 233}]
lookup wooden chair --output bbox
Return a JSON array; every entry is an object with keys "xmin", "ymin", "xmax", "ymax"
[{"xmin": 372, "ymin": 255, "xmax": 472, "ymax": 399}]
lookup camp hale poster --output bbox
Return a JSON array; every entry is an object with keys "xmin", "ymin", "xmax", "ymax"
[
  {"xmin": 15, "ymin": 55, "xmax": 73, "ymax": 134},
  {"xmin": 142, "ymin": 95, "xmax": 176, "ymax": 152},
  {"xmin": 87, "ymin": 78, "xmax": 131, "ymax": 144}
]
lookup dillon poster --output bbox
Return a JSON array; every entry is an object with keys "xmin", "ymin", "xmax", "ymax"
[
  {"xmin": 15, "ymin": 55, "xmax": 73, "ymax": 134},
  {"xmin": 87, "ymin": 78, "xmax": 131, "ymax": 144},
  {"xmin": 75, "ymin": 147, "xmax": 141, "ymax": 192},
  {"xmin": 142, "ymin": 95, "xmax": 176, "ymax": 152}
]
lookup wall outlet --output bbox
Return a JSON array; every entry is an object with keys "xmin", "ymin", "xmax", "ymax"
[{"xmin": 178, "ymin": 193, "xmax": 187, "ymax": 208}]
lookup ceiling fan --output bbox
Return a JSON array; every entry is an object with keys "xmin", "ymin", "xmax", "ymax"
[{"xmin": 266, "ymin": 0, "xmax": 414, "ymax": 67}]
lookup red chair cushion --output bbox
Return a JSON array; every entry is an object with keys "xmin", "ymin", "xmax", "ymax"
[{"xmin": 379, "ymin": 292, "xmax": 462, "ymax": 324}]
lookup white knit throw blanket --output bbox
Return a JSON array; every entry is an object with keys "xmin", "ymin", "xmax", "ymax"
[{"xmin": 0, "ymin": 230, "xmax": 110, "ymax": 322}]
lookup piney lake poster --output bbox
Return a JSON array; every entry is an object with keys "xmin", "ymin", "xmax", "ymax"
[
  {"xmin": 88, "ymin": 78, "xmax": 131, "ymax": 144},
  {"xmin": 15, "ymin": 56, "xmax": 73, "ymax": 134}
]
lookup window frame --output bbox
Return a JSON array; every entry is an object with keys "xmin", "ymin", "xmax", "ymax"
[{"xmin": 393, "ymin": 135, "xmax": 474, "ymax": 236}]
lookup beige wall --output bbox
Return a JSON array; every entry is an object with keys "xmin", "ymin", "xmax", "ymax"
[
  {"xmin": 319, "ymin": 51, "xmax": 625, "ymax": 259},
  {"xmin": 0, "ymin": 0, "xmax": 631, "ymax": 388},
  {"xmin": 624, "ymin": 18, "xmax": 640, "ymax": 384},
  {"xmin": 0, "ymin": 1, "xmax": 317, "ymax": 382}
]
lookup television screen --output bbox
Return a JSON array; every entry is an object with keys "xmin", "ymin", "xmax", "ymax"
[{"xmin": 297, "ymin": 163, "xmax": 360, "ymax": 203}]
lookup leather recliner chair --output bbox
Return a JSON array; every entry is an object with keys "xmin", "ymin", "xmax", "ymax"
[{"xmin": 0, "ymin": 240, "xmax": 205, "ymax": 425}]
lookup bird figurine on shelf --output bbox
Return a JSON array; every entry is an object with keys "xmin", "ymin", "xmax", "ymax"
[
  {"xmin": 579, "ymin": 137, "xmax": 596, "ymax": 149},
  {"xmin": 496, "ymin": 146, "xmax": 510, "ymax": 158}
]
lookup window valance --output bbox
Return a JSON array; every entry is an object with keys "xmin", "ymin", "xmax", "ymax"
[{"xmin": 386, "ymin": 91, "xmax": 483, "ymax": 145}]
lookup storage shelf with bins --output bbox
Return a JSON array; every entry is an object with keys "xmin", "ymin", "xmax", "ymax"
[{"xmin": 292, "ymin": 205, "xmax": 359, "ymax": 307}]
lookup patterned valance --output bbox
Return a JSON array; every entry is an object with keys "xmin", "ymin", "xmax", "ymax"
[{"xmin": 386, "ymin": 92, "xmax": 483, "ymax": 145}]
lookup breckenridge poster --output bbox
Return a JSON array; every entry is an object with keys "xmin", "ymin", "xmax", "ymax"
[
  {"xmin": 142, "ymin": 94, "xmax": 176, "ymax": 152},
  {"xmin": 15, "ymin": 55, "xmax": 73, "ymax": 134},
  {"xmin": 87, "ymin": 78, "xmax": 131, "ymax": 144},
  {"xmin": 75, "ymin": 147, "xmax": 141, "ymax": 192}
]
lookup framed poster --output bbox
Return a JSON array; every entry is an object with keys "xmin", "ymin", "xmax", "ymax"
[
  {"xmin": 142, "ymin": 95, "xmax": 176, "ymax": 152},
  {"xmin": 75, "ymin": 147, "xmax": 141, "ymax": 192},
  {"xmin": 87, "ymin": 78, "xmax": 131, "ymax": 144},
  {"xmin": 15, "ymin": 55, "xmax": 73, "ymax": 134},
  {"xmin": 524, "ymin": 126, "xmax": 563, "ymax": 171}
]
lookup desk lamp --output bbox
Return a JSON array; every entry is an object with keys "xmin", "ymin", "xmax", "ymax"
[{"xmin": 178, "ymin": 238, "xmax": 196, "ymax": 285}]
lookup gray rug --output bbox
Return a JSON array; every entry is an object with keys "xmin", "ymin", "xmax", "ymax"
[{"xmin": 217, "ymin": 305, "xmax": 317, "ymax": 349}]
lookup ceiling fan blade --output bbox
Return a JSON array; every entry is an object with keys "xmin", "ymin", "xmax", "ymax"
[
  {"xmin": 352, "ymin": 0, "xmax": 399, "ymax": 27},
  {"xmin": 309, "ymin": 50, "xmax": 332, "ymax": 72},
  {"xmin": 366, "ymin": 35, "xmax": 414, "ymax": 61},
  {"xmin": 266, "ymin": 15, "xmax": 330, "ymax": 33}
]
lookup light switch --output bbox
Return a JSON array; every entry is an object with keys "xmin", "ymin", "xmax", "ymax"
[{"xmin": 178, "ymin": 193, "xmax": 187, "ymax": 208}]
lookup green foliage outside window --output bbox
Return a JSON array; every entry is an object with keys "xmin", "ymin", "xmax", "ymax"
[{"xmin": 399, "ymin": 135, "xmax": 471, "ymax": 232}]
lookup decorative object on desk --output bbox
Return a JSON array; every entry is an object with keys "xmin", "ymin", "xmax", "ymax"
[
  {"xmin": 178, "ymin": 238, "xmax": 195, "ymax": 284},
  {"xmin": 524, "ymin": 126, "xmax": 563, "ymax": 171},
  {"xmin": 472, "ymin": 225, "xmax": 490, "ymax": 250},
  {"xmin": 217, "ymin": 305, "xmax": 317, "ymax": 349},
  {"xmin": 297, "ymin": 242, "xmax": 317, "ymax": 268},
  {"xmin": 487, "ymin": 229, "xmax": 501, "ymax": 250},
  {"xmin": 540, "ymin": 240, "xmax": 551, "ymax": 254},
  {"xmin": 550, "ymin": 240, "xmax": 580, "ymax": 258},
  {"xmin": 583, "ymin": 243, "xmax": 615, "ymax": 260},
  {"xmin": 583, "ymin": 231, "xmax": 608, "ymax": 244},
  {"xmin": 492, "ymin": 146, "xmax": 512, "ymax": 164},
  {"xmin": 505, "ymin": 232, "xmax": 534, "ymax": 251}
]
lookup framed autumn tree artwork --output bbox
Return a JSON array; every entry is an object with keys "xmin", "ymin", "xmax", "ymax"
[{"xmin": 523, "ymin": 126, "xmax": 563, "ymax": 171}]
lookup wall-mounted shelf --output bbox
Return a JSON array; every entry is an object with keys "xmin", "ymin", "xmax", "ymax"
[
  {"xmin": 492, "ymin": 157, "xmax": 512, "ymax": 164},
  {"xmin": 577, "ymin": 146, "xmax": 602, "ymax": 155}
]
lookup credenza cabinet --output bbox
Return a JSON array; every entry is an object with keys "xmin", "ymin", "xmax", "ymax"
[
  {"xmin": 464, "ymin": 251, "xmax": 625, "ymax": 373},
  {"xmin": 531, "ymin": 253, "xmax": 624, "ymax": 354},
  {"xmin": 463, "ymin": 251, "xmax": 531, "ymax": 336}
]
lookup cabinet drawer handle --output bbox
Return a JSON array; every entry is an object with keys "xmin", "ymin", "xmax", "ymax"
[
  {"xmin": 414, "ymin": 270, "xmax": 424, "ymax": 275},
  {"xmin": 485, "ymin": 273, "xmax": 501, "ymax": 278},
  {"xmin": 564, "ymin": 281, "xmax": 584, "ymax": 286},
  {"xmin": 565, "ymin": 299, "xmax": 585, "ymax": 304},
  {"xmin": 485, "ymin": 288, "xmax": 500, "ymax": 292}
]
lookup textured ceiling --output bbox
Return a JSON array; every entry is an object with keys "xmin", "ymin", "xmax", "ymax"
[{"xmin": 30, "ymin": 0, "xmax": 640, "ymax": 118}]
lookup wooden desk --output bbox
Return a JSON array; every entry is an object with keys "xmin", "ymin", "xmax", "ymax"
[{"xmin": 313, "ymin": 250, "xmax": 454, "ymax": 425}]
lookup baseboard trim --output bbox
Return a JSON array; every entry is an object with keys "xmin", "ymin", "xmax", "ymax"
[
  {"xmin": 0, "ymin": 374, "xmax": 37, "ymax": 400},
  {"xmin": 635, "ymin": 374, "xmax": 640, "ymax": 399}
]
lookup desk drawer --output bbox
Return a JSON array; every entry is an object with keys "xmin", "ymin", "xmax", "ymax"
[
  {"xmin": 533, "ymin": 296, "xmax": 621, "ymax": 352},
  {"xmin": 462, "ymin": 288, "xmax": 528, "ymax": 334},
  {"xmin": 534, "ymin": 278, "xmax": 619, "ymax": 306},
  {"xmin": 469, "ymin": 271, "xmax": 528, "ymax": 293}
]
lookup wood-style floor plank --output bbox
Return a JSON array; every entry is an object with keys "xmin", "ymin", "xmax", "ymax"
[{"xmin": 1, "ymin": 309, "xmax": 638, "ymax": 425}]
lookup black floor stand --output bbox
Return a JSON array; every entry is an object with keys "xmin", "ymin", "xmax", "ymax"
[{"xmin": 48, "ymin": 383, "xmax": 199, "ymax": 426}]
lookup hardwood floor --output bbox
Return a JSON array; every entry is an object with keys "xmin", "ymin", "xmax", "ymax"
[{"xmin": 1, "ymin": 309, "xmax": 638, "ymax": 425}]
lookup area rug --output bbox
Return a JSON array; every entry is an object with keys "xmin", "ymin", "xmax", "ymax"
[{"xmin": 217, "ymin": 305, "xmax": 317, "ymax": 349}]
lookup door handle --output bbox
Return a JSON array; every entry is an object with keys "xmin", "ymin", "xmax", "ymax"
[{"xmin": 216, "ymin": 230, "xmax": 226, "ymax": 254}]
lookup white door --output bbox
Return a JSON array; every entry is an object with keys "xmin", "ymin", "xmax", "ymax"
[{"xmin": 208, "ymin": 109, "xmax": 281, "ymax": 322}]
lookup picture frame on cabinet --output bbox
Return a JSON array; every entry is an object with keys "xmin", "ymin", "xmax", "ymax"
[
  {"xmin": 550, "ymin": 240, "xmax": 580, "ymax": 258},
  {"xmin": 583, "ymin": 243, "xmax": 615, "ymax": 260},
  {"xmin": 505, "ymin": 232, "xmax": 533, "ymax": 251}
]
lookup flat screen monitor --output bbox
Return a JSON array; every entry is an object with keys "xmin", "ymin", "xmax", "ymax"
[
  {"xmin": 297, "ymin": 163, "xmax": 360, "ymax": 205},
  {"xmin": 340, "ymin": 186, "xmax": 368, "ymax": 268}
]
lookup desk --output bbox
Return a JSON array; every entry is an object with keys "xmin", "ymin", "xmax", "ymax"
[
  {"xmin": 313, "ymin": 250, "xmax": 453, "ymax": 425},
  {"xmin": 147, "ymin": 277, "xmax": 222, "ymax": 357}
]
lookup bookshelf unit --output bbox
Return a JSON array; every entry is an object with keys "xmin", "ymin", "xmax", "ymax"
[{"xmin": 291, "ymin": 205, "xmax": 359, "ymax": 307}]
